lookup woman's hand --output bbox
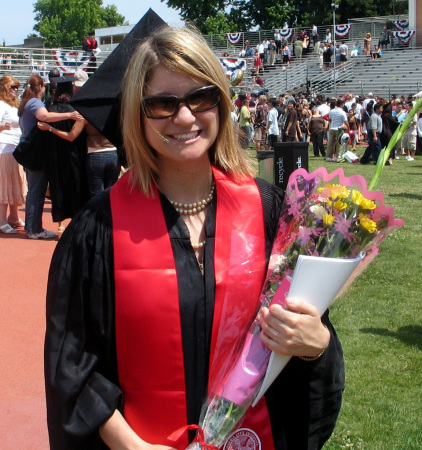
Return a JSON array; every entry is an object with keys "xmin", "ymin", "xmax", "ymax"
[
  {"xmin": 37, "ymin": 121, "xmax": 49, "ymax": 131},
  {"xmin": 99, "ymin": 410, "xmax": 177, "ymax": 450},
  {"xmin": 1, "ymin": 121, "xmax": 12, "ymax": 131},
  {"xmin": 71, "ymin": 111, "xmax": 85, "ymax": 121},
  {"xmin": 257, "ymin": 297, "xmax": 330, "ymax": 358}
]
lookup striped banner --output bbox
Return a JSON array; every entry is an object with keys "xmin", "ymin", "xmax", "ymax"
[
  {"xmin": 280, "ymin": 28, "xmax": 294, "ymax": 40},
  {"xmin": 226, "ymin": 33, "xmax": 242, "ymax": 45},
  {"xmin": 391, "ymin": 30, "xmax": 415, "ymax": 44},
  {"xmin": 219, "ymin": 58, "xmax": 247, "ymax": 76},
  {"xmin": 52, "ymin": 49, "xmax": 90, "ymax": 74},
  {"xmin": 394, "ymin": 20, "xmax": 409, "ymax": 31},
  {"xmin": 335, "ymin": 24, "xmax": 352, "ymax": 38}
]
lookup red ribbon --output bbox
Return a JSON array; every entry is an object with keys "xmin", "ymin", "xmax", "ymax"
[{"xmin": 167, "ymin": 424, "xmax": 219, "ymax": 450}]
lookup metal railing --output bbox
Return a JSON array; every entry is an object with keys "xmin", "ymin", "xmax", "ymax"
[
  {"xmin": 309, "ymin": 59, "xmax": 355, "ymax": 97},
  {"xmin": 0, "ymin": 47, "xmax": 112, "ymax": 86},
  {"xmin": 264, "ymin": 62, "xmax": 309, "ymax": 95}
]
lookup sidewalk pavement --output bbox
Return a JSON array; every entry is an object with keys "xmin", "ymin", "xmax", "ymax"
[{"xmin": 0, "ymin": 202, "xmax": 69, "ymax": 449}]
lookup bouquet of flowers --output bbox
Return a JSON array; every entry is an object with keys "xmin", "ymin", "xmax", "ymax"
[{"xmin": 185, "ymin": 167, "xmax": 404, "ymax": 449}]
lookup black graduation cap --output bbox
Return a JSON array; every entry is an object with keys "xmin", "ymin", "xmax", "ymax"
[
  {"xmin": 70, "ymin": 9, "xmax": 167, "ymax": 150},
  {"xmin": 50, "ymin": 75, "xmax": 78, "ymax": 84},
  {"xmin": 50, "ymin": 75, "xmax": 78, "ymax": 94}
]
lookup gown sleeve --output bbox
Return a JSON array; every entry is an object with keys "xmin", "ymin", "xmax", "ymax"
[
  {"xmin": 44, "ymin": 191, "xmax": 121, "ymax": 449},
  {"xmin": 256, "ymin": 178, "xmax": 345, "ymax": 450}
]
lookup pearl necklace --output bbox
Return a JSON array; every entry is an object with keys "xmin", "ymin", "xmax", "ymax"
[
  {"xmin": 192, "ymin": 240, "xmax": 206, "ymax": 250},
  {"xmin": 169, "ymin": 182, "xmax": 215, "ymax": 215}
]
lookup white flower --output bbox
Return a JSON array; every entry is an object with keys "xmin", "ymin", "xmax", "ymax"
[{"xmin": 310, "ymin": 204, "xmax": 326, "ymax": 220}]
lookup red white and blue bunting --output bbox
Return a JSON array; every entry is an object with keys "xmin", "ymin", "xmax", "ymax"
[
  {"xmin": 391, "ymin": 30, "xmax": 415, "ymax": 44},
  {"xmin": 335, "ymin": 24, "xmax": 351, "ymax": 38},
  {"xmin": 52, "ymin": 49, "xmax": 90, "ymax": 74},
  {"xmin": 280, "ymin": 28, "xmax": 294, "ymax": 40},
  {"xmin": 394, "ymin": 20, "xmax": 409, "ymax": 31},
  {"xmin": 227, "ymin": 33, "xmax": 243, "ymax": 45},
  {"xmin": 219, "ymin": 58, "xmax": 247, "ymax": 76}
]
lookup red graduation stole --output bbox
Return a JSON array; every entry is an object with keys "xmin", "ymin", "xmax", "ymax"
[{"xmin": 111, "ymin": 167, "xmax": 275, "ymax": 449}]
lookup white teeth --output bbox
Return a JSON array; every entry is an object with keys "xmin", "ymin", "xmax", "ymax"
[{"xmin": 172, "ymin": 131, "xmax": 199, "ymax": 141}]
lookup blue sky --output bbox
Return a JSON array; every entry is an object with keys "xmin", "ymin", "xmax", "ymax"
[{"xmin": 1, "ymin": 1, "xmax": 183, "ymax": 46}]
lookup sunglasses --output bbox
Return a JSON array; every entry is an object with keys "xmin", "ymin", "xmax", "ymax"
[
  {"xmin": 10, "ymin": 85, "xmax": 19, "ymax": 90},
  {"xmin": 142, "ymin": 85, "xmax": 220, "ymax": 119}
]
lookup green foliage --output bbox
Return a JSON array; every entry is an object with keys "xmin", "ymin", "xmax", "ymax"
[
  {"xmin": 100, "ymin": 4, "xmax": 127, "ymax": 27},
  {"xmin": 203, "ymin": 11, "xmax": 237, "ymax": 35},
  {"xmin": 33, "ymin": 0, "xmax": 125, "ymax": 48},
  {"xmin": 165, "ymin": 0, "xmax": 408, "ymax": 33},
  {"xmin": 227, "ymin": 0, "xmax": 295, "ymax": 30},
  {"xmin": 166, "ymin": 0, "xmax": 226, "ymax": 33}
]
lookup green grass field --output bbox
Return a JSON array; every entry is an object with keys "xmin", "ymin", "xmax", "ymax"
[
  {"xmin": 314, "ymin": 155, "xmax": 422, "ymax": 450},
  {"xmin": 280, "ymin": 151, "xmax": 422, "ymax": 449},
  {"xmin": 250, "ymin": 143, "xmax": 421, "ymax": 448}
]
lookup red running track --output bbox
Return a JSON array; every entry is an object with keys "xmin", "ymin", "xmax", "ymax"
[{"xmin": 0, "ymin": 202, "xmax": 69, "ymax": 449}]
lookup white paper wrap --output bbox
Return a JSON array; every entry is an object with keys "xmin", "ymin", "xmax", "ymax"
[{"xmin": 252, "ymin": 252, "xmax": 365, "ymax": 406}]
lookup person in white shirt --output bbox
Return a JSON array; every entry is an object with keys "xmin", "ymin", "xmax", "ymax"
[
  {"xmin": 362, "ymin": 92, "xmax": 375, "ymax": 110},
  {"xmin": 344, "ymin": 94, "xmax": 356, "ymax": 111},
  {"xmin": 339, "ymin": 41, "xmax": 348, "ymax": 63},
  {"xmin": 274, "ymin": 30, "xmax": 282, "ymax": 53},
  {"xmin": 0, "ymin": 76, "xmax": 25, "ymax": 234},
  {"xmin": 256, "ymin": 41, "xmax": 264, "ymax": 61},
  {"xmin": 262, "ymin": 38, "xmax": 270, "ymax": 63},
  {"xmin": 316, "ymin": 100, "xmax": 330, "ymax": 117},
  {"xmin": 265, "ymin": 98, "xmax": 279, "ymax": 149},
  {"xmin": 326, "ymin": 99, "xmax": 348, "ymax": 161},
  {"xmin": 325, "ymin": 29, "xmax": 332, "ymax": 43},
  {"xmin": 402, "ymin": 103, "xmax": 418, "ymax": 161}
]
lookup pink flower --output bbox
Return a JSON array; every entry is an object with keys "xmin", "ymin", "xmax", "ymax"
[
  {"xmin": 334, "ymin": 215, "xmax": 352, "ymax": 236},
  {"xmin": 297, "ymin": 226, "xmax": 313, "ymax": 245}
]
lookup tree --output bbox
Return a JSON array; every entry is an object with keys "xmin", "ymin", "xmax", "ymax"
[
  {"xmin": 203, "ymin": 11, "xmax": 237, "ymax": 35},
  {"xmin": 165, "ymin": 0, "xmax": 407, "ymax": 34},
  {"xmin": 165, "ymin": 0, "xmax": 226, "ymax": 33},
  {"xmin": 33, "ymin": 0, "xmax": 126, "ymax": 48}
]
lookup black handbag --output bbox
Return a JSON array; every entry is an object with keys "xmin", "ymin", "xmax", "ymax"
[{"xmin": 13, "ymin": 126, "xmax": 48, "ymax": 171}]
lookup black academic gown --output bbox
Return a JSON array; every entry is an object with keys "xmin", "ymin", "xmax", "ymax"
[
  {"xmin": 45, "ymin": 103, "xmax": 90, "ymax": 222},
  {"xmin": 44, "ymin": 179, "xmax": 344, "ymax": 449}
]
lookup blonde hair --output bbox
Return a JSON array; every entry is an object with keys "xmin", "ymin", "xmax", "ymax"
[
  {"xmin": 0, "ymin": 75, "xmax": 20, "ymax": 108},
  {"xmin": 121, "ymin": 26, "xmax": 255, "ymax": 194}
]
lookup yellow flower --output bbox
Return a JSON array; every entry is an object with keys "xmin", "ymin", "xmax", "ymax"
[
  {"xmin": 333, "ymin": 200, "xmax": 347, "ymax": 211},
  {"xmin": 327, "ymin": 184, "xmax": 350, "ymax": 200},
  {"xmin": 352, "ymin": 190, "xmax": 376, "ymax": 210},
  {"xmin": 360, "ymin": 198, "xmax": 377, "ymax": 210},
  {"xmin": 323, "ymin": 213, "xmax": 335, "ymax": 226},
  {"xmin": 359, "ymin": 213, "xmax": 378, "ymax": 233},
  {"xmin": 352, "ymin": 190, "xmax": 364, "ymax": 205}
]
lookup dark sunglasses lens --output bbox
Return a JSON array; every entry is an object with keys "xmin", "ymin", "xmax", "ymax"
[
  {"xmin": 143, "ymin": 86, "xmax": 220, "ymax": 119},
  {"xmin": 187, "ymin": 86, "xmax": 219, "ymax": 112},
  {"xmin": 144, "ymin": 96, "xmax": 178, "ymax": 118},
  {"xmin": 10, "ymin": 86, "xmax": 19, "ymax": 89}
]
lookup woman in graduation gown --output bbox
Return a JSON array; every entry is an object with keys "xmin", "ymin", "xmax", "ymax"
[
  {"xmin": 45, "ymin": 27, "xmax": 344, "ymax": 450},
  {"xmin": 38, "ymin": 76, "xmax": 90, "ymax": 234}
]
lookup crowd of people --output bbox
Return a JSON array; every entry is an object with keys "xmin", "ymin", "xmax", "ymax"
[
  {"xmin": 230, "ymin": 89, "xmax": 422, "ymax": 165},
  {"xmin": 0, "ymin": 68, "xmax": 121, "ymax": 237},
  {"xmin": 235, "ymin": 26, "xmax": 396, "ymax": 72},
  {"xmin": 2, "ymin": 65, "xmax": 419, "ymax": 238}
]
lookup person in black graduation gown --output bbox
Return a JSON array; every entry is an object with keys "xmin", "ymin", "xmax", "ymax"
[
  {"xmin": 45, "ymin": 26, "xmax": 344, "ymax": 450},
  {"xmin": 37, "ymin": 76, "xmax": 90, "ymax": 234}
]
